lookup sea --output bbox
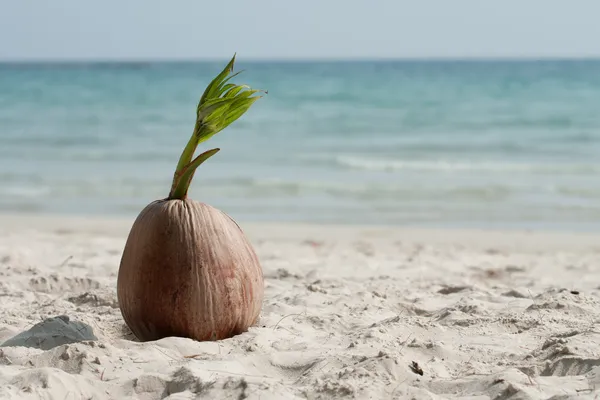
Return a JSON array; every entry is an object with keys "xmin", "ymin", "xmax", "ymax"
[{"xmin": 1, "ymin": 59, "xmax": 600, "ymax": 231}]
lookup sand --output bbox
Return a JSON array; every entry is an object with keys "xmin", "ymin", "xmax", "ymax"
[{"xmin": 1, "ymin": 214, "xmax": 600, "ymax": 399}]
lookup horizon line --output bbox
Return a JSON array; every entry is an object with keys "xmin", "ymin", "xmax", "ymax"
[{"xmin": 2, "ymin": 55, "xmax": 600, "ymax": 64}]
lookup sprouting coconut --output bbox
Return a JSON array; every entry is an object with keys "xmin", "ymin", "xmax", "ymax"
[{"xmin": 117, "ymin": 55, "xmax": 265, "ymax": 342}]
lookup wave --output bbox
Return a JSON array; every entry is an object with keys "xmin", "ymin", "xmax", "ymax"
[
  {"xmin": 0, "ymin": 148, "xmax": 178, "ymax": 163},
  {"xmin": 3, "ymin": 175, "xmax": 600, "ymax": 201},
  {"xmin": 0, "ymin": 177, "xmax": 513, "ymax": 202},
  {"xmin": 199, "ymin": 177, "xmax": 514, "ymax": 201},
  {"xmin": 332, "ymin": 155, "xmax": 600, "ymax": 174},
  {"xmin": 2, "ymin": 185, "xmax": 50, "ymax": 198}
]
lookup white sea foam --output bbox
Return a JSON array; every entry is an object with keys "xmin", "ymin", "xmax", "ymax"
[
  {"xmin": 334, "ymin": 155, "xmax": 600, "ymax": 174},
  {"xmin": 2, "ymin": 185, "xmax": 50, "ymax": 198}
]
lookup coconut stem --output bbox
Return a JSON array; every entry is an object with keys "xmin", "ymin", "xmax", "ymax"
[
  {"xmin": 168, "ymin": 125, "xmax": 201, "ymax": 199},
  {"xmin": 166, "ymin": 55, "xmax": 263, "ymax": 201},
  {"xmin": 169, "ymin": 148, "xmax": 220, "ymax": 200}
]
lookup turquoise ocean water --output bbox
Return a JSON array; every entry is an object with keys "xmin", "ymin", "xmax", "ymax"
[{"xmin": 1, "ymin": 60, "xmax": 600, "ymax": 231}]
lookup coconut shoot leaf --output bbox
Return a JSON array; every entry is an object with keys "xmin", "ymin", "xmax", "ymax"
[
  {"xmin": 195, "ymin": 96, "xmax": 262, "ymax": 144},
  {"xmin": 218, "ymin": 96, "xmax": 262, "ymax": 132},
  {"xmin": 198, "ymin": 55, "xmax": 236, "ymax": 109},
  {"xmin": 215, "ymin": 72, "xmax": 244, "ymax": 96},
  {"xmin": 218, "ymin": 83, "xmax": 238, "ymax": 97},
  {"xmin": 196, "ymin": 97, "xmax": 237, "ymax": 122}
]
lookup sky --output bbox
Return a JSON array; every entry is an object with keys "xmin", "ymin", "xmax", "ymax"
[{"xmin": 1, "ymin": 0, "xmax": 600, "ymax": 61}]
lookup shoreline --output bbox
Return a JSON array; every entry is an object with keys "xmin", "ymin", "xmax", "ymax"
[{"xmin": 1, "ymin": 212, "xmax": 599, "ymax": 253}]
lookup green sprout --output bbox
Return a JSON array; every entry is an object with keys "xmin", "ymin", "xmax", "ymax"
[{"xmin": 168, "ymin": 54, "xmax": 264, "ymax": 200}]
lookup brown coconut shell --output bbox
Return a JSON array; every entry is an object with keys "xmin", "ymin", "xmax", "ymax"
[{"xmin": 117, "ymin": 198, "xmax": 264, "ymax": 342}]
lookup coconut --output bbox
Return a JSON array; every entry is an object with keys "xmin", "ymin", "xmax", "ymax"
[{"xmin": 117, "ymin": 55, "xmax": 265, "ymax": 342}]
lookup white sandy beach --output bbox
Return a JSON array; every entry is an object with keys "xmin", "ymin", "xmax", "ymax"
[{"xmin": 1, "ymin": 214, "xmax": 600, "ymax": 399}]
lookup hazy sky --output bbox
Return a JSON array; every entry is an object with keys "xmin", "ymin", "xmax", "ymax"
[{"xmin": 1, "ymin": 0, "xmax": 599, "ymax": 60}]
